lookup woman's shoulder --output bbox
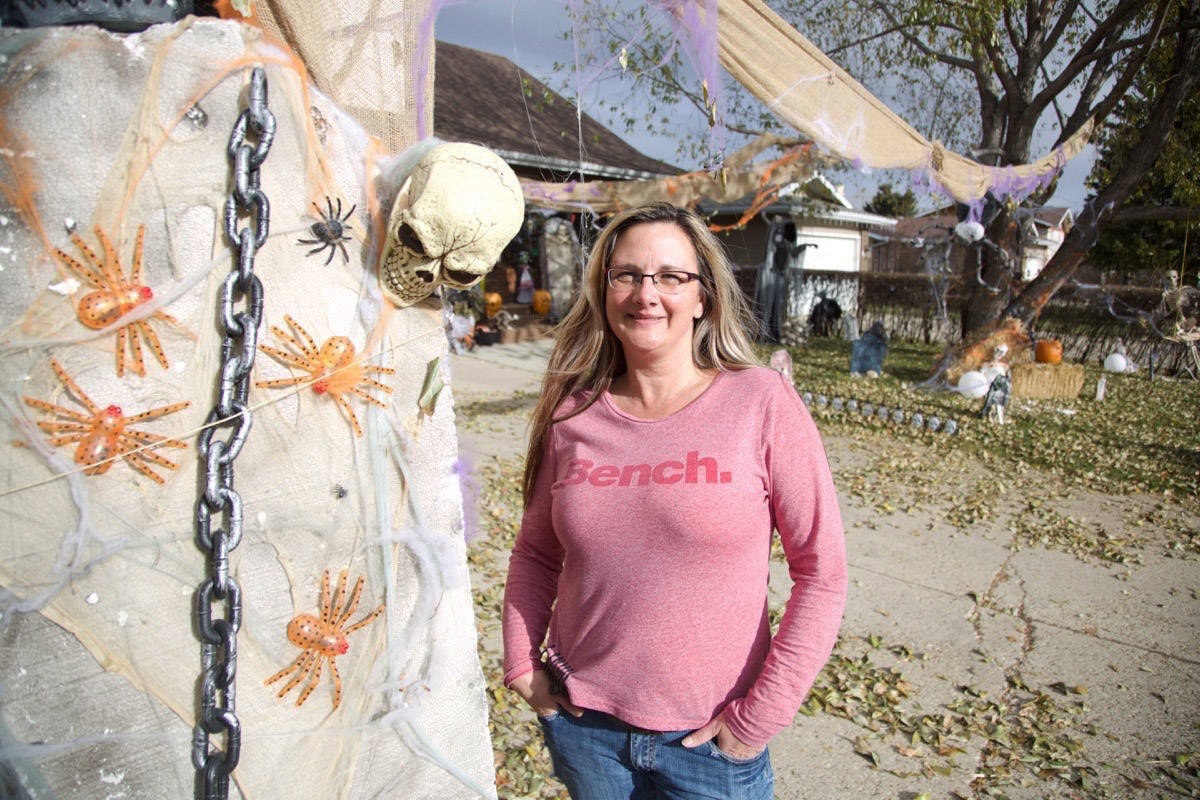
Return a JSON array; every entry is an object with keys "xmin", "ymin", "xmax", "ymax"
[{"xmin": 720, "ymin": 365, "xmax": 794, "ymax": 394}]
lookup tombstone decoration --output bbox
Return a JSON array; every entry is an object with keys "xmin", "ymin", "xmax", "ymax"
[
  {"xmin": 911, "ymin": 412, "xmax": 924, "ymax": 428},
  {"xmin": 979, "ymin": 373, "xmax": 1012, "ymax": 424},
  {"xmin": 0, "ymin": 19, "xmax": 501, "ymax": 800},
  {"xmin": 1095, "ymin": 373, "xmax": 1107, "ymax": 401},
  {"xmin": 832, "ymin": 397, "xmax": 844, "ymax": 411},
  {"xmin": 841, "ymin": 315, "xmax": 859, "ymax": 341},
  {"xmin": 847, "ymin": 399, "xmax": 859, "ymax": 412},
  {"xmin": 891, "ymin": 408, "xmax": 905, "ymax": 424},
  {"xmin": 862, "ymin": 403, "xmax": 875, "ymax": 416},
  {"xmin": 802, "ymin": 391, "xmax": 814, "ymax": 405},
  {"xmin": 769, "ymin": 348, "xmax": 795, "ymax": 386},
  {"xmin": 876, "ymin": 405, "xmax": 890, "ymax": 420},
  {"xmin": 928, "ymin": 416, "xmax": 942, "ymax": 432},
  {"xmin": 945, "ymin": 419, "xmax": 959, "ymax": 435},
  {"xmin": 850, "ymin": 321, "xmax": 889, "ymax": 376},
  {"xmin": 816, "ymin": 394, "xmax": 829, "ymax": 407}
]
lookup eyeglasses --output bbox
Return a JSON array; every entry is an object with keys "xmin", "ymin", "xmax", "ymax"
[{"xmin": 606, "ymin": 269, "xmax": 700, "ymax": 294}]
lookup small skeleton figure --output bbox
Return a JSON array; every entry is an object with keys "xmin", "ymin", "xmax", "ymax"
[
  {"xmin": 298, "ymin": 197, "xmax": 355, "ymax": 266},
  {"xmin": 979, "ymin": 373, "xmax": 1012, "ymax": 424}
]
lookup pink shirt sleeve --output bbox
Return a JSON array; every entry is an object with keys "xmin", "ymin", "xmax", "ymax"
[
  {"xmin": 721, "ymin": 371, "xmax": 848, "ymax": 747},
  {"xmin": 501, "ymin": 429, "xmax": 564, "ymax": 687}
]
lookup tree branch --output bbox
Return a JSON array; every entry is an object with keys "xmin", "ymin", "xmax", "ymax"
[
  {"xmin": 1102, "ymin": 206, "xmax": 1200, "ymax": 225},
  {"xmin": 867, "ymin": 0, "xmax": 976, "ymax": 71}
]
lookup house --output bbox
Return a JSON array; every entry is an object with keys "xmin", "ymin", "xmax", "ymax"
[
  {"xmin": 701, "ymin": 179, "xmax": 897, "ymax": 336},
  {"xmin": 433, "ymin": 40, "xmax": 678, "ymax": 311},
  {"xmin": 871, "ymin": 206, "xmax": 1074, "ymax": 282}
]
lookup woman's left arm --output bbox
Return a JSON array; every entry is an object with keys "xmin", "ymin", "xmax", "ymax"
[{"xmin": 722, "ymin": 372, "xmax": 848, "ymax": 749}]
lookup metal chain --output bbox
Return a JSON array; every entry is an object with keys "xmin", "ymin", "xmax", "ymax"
[{"xmin": 192, "ymin": 66, "xmax": 274, "ymax": 800}]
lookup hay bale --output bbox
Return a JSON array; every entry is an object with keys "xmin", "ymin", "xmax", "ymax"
[{"xmin": 1010, "ymin": 362, "xmax": 1085, "ymax": 399}]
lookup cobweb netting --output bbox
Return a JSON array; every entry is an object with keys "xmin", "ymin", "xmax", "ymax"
[
  {"xmin": 517, "ymin": 0, "xmax": 1091, "ymax": 223},
  {"xmin": 0, "ymin": 14, "xmax": 497, "ymax": 800}
]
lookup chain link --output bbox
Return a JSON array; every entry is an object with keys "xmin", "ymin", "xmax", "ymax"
[{"xmin": 193, "ymin": 66, "xmax": 273, "ymax": 800}]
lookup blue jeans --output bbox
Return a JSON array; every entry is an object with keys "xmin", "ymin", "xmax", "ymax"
[{"xmin": 538, "ymin": 709, "xmax": 774, "ymax": 800}]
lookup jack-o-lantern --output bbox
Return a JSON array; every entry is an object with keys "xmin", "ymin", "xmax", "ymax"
[
  {"xmin": 532, "ymin": 289, "xmax": 552, "ymax": 316},
  {"xmin": 484, "ymin": 291, "xmax": 503, "ymax": 318}
]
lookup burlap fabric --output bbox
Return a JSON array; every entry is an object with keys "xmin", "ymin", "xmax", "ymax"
[{"xmin": 0, "ymin": 17, "xmax": 494, "ymax": 800}]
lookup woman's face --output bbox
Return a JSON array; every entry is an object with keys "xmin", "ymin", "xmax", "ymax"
[{"xmin": 603, "ymin": 221, "xmax": 705, "ymax": 366}]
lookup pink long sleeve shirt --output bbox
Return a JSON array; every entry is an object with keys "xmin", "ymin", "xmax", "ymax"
[{"xmin": 502, "ymin": 366, "xmax": 847, "ymax": 749}]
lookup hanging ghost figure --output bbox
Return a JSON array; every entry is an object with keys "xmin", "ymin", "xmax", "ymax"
[{"xmin": 378, "ymin": 142, "xmax": 525, "ymax": 307}]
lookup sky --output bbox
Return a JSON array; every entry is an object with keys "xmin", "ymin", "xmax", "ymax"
[{"xmin": 435, "ymin": 0, "xmax": 1094, "ymax": 214}]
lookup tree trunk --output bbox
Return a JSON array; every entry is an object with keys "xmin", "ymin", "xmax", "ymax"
[
  {"xmin": 932, "ymin": 12, "xmax": 1200, "ymax": 384},
  {"xmin": 960, "ymin": 209, "xmax": 1017, "ymax": 335}
]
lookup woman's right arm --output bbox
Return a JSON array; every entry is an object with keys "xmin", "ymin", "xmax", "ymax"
[{"xmin": 501, "ymin": 432, "xmax": 565, "ymax": 690}]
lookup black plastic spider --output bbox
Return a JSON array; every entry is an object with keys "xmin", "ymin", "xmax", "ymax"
[{"xmin": 298, "ymin": 197, "xmax": 356, "ymax": 266}]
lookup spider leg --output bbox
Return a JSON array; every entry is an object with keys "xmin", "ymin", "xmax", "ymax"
[
  {"xmin": 93, "ymin": 226, "xmax": 126, "ymax": 288},
  {"xmin": 47, "ymin": 432, "xmax": 89, "ymax": 447},
  {"xmin": 311, "ymin": 201, "xmax": 324, "ymax": 218},
  {"xmin": 349, "ymin": 387, "xmax": 389, "ymax": 409},
  {"xmin": 340, "ymin": 204, "xmax": 357, "ymax": 223},
  {"xmin": 276, "ymin": 651, "xmax": 319, "ymax": 697},
  {"xmin": 342, "ymin": 604, "xmax": 384, "ymax": 636},
  {"xmin": 129, "ymin": 224, "xmax": 145, "ymax": 286},
  {"xmin": 335, "ymin": 576, "xmax": 365, "ymax": 628},
  {"xmin": 38, "ymin": 419, "xmax": 90, "ymax": 433},
  {"xmin": 320, "ymin": 569, "xmax": 333, "ymax": 625},
  {"xmin": 115, "ymin": 326, "xmax": 129, "ymax": 378},
  {"xmin": 25, "ymin": 398, "xmax": 90, "ymax": 423},
  {"xmin": 125, "ymin": 400, "xmax": 189, "ymax": 423},
  {"xmin": 136, "ymin": 319, "xmax": 170, "ymax": 371},
  {"xmin": 359, "ymin": 377, "xmax": 394, "ymax": 393},
  {"xmin": 296, "ymin": 237, "xmax": 323, "ymax": 246},
  {"xmin": 124, "ymin": 443, "xmax": 179, "ymax": 471},
  {"xmin": 332, "ymin": 394, "xmax": 363, "ymax": 437},
  {"xmin": 126, "ymin": 324, "xmax": 147, "ymax": 377},
  {"xmin": 153, "ymin": 311, "xmax": 180, "ymax": 327},
  {"xmin": 265, "ymin": 650, "xmax": 309, "ymax": 686},
  {"xmin": 330, "ymin": 571, "xmax": 350, "ymax": 623},
  {"xmin": 323, "ymin": 245, "xmax": 335, "ymax": 267},
  {"xmin": 363, "ymin": 365, "xmax": 397, "ymax": 376},
  {"xmin": 328, "ymin": 196, "xmax": 338, "ymax": 220},
  {"xmin": 336, "ymin": 241, "xmax": 349, "ymax": 264},
  {"xmin": 49, "ymin": 360, "xmax": 100, "ymax": 415},
  {"xmin": 121, "ymin": 428, "xmax": 188, "ymax": 448},
  {"xmin": 305, "ymin": 244, "xmax": 331, "ymax": 258},
  {"xmin": 122, "ymin": 452, "xmax": 166, "ymax": 484},
  {"xmin": 255, "ymin": 375, "xmax": 311, "ymax": 389},
  {"xmin": 66, "ymin": 232, "xmax": 109, "ymax": 288},
  {"xmin": 54, "ymin": 247, "xmax": 104, "ymax": 288},
  {"xmin": 329, "ymin": 657, "xmax": 343, "ymax": 710},
  {"xmin": 258, "ymin": 343, "xmax": 317, "ymax": 372},
  {"xmin": 284, "ymin": 316, "xmax": 320, "ymax": 359},
  {"xmin": 295, "ymin": 655, "xmax": 325, "ymax": 707}
]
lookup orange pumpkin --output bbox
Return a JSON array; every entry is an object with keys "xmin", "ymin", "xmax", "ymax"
[
  {"xmin": 484, "ymin": 292, "xmax": 503, "ymax": 318},
  {"xmin": 1035, "ymin": 339, "xmax": 1063, "ymax": 364},
  {"xmin": 532, "ymin": 289, "xmax": 552, "ymax": 315}
]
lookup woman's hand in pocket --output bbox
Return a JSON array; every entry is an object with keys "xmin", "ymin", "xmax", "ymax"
[{"xmin": 511, "ymin": 669, "xmax": 583, "ymax": 718}]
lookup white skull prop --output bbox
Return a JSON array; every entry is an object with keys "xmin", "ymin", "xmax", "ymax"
[{"xmin": 379, "ymin": 142, "xmax": 524, "ymax": 307}]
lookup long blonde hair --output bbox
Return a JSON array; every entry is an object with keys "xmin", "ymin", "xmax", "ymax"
[{"xmin": 522, "ymin": 203, "xmax": 760, "ymax": 504}]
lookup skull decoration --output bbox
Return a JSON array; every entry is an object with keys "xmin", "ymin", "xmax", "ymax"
[{"xmin": 379, "ymin": 142, "xmax": 524, "ymax": 307}]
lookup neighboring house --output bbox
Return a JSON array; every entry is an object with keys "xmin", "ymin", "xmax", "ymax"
[
  {"xmin": 871, "ymin": 206, "xmax": 1074, "ymax": 282},
  {"xmin": 702, "ymin": 179, "xmax": 897, "ymax": 333}
]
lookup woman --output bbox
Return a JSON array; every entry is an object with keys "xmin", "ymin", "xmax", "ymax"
[{"xmin": 502, "ymin": 203, "xmax": 846, "ymax": 799}]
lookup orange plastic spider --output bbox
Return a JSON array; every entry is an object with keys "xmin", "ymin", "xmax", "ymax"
[
  {"xmin": 255, "ymin": 315, "xmax": 395, "ymax": 437},
  {"xmin": 54, "ymin": 223, "xmax": 179, "ymax": 377},
  {"xmin": 22, "ymin": 359, "xmax": 189, "ymax": 483},
  {"xmin": 264, "ymin": 569, "xmax": 384, "ymax": 710}
]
